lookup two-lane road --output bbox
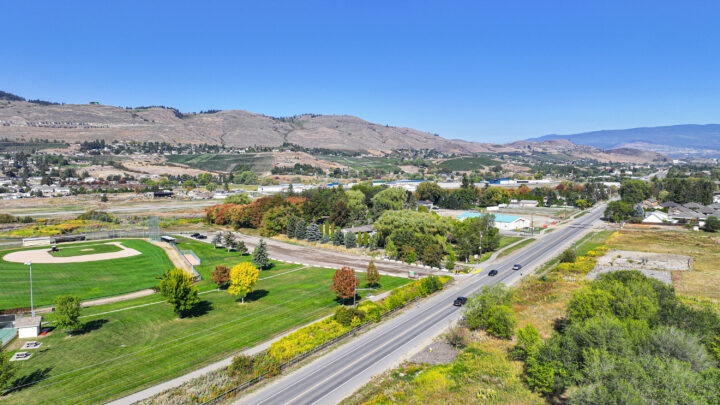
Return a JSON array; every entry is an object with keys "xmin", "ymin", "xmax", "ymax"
[{"xmin": 235, "ymin": 205, "xmax": 606, "ymax": 405}]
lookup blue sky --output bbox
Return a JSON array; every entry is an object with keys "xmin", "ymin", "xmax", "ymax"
[{"xmin": 2, "ymin": 1, "xmax": 719, "ymax": 143}]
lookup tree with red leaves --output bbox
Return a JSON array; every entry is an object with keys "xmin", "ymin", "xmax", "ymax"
[
  {"xmin": 331, "ymin": 267, "xmax": 359, "ymax": 301},
  {"xmin": 211, "ymin": 265, "xmax": 231, "ymax": 289}
]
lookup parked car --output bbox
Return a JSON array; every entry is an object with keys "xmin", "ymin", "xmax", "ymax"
[
  {"xmin": 453, "ymin": 297, "xmax": 468, "ymax": 306},
  {"xmin": 512, "ymin": 264, "xmax": 522, "ymax": 270},
  {"xmin": 196, "ymin": 234, "xmax": 207, "ymax": 239},
  {"xmin": 488, "ymin": 269, "xmax": 499, "ymax": 276},
  {"xmin": 190, "ymin": 233, "xmax": 207, "ymax": 239}
]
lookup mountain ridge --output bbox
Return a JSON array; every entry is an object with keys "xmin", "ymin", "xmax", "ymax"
[
  {"xmin": 0, "ymin": 91, "xmax": 668, "ymax": 163},
  {"xmin": 529, "ymin": 124, "xmax": 720, "ymax": 157}
]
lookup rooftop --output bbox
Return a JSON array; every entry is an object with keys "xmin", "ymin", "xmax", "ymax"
[
  {"xmin": 15, "ymin": 316, "xmax": 42, "ymax": 328},
  {"xmin": 456, "ymin": 212, "xmax": 523, "ymax": 223}
]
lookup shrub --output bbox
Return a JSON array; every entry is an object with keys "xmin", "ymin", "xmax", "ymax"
[
  {"xmin": 510, "ymin": 323, "xmax": 542, "ymax": 360},
  {"xmin": 334, "ymin": 306, "xmax": 366, "ymax": 327},
  {"xmin": 446, "ymin": 326, "xmax": 469, "ymax": 349},
  {"xmin": 485, "ymin": 305, "xmax": 516, "ymax": 339},
  {"xmin": 559, "ymin": 248, "xmax": 576, "ymax": 263},
  {"xmin": 228, "ymin": 354, "xmax": 255, "ymax": 377},
  {"xmin": 268, "ymin": 318, "xmax": 349, "ymax": 362}
]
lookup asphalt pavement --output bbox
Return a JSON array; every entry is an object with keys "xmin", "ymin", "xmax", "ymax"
[{"xmin": 234, "ymin": 204, "xmax": 606, "ymax": 405}]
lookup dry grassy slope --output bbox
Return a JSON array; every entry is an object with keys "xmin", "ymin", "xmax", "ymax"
[{"xmin": 0, "ymin": 100, "xmax": 667, "ymax": 161}]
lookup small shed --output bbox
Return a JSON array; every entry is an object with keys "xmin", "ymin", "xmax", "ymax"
[{"xmin": 15, "ymin": 316, "xmax": 42, "ymax": 339}]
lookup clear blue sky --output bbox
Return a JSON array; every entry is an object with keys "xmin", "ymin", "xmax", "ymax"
[{"xmin": 2, "ymin": 1, "xmax": 719, "ymax": 143}]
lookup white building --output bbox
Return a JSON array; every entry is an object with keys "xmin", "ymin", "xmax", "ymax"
[
  {"xmin": 456, "ymin": 212, "xmax": 531, "ymax": 231},
  {"xmin": 16, "ymin": 316, "xmax": 42, "ymax": 339}
]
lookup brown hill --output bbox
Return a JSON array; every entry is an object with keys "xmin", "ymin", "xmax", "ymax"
[{"xmin": 0, "ymin": 99, "xmax": 667, "ymax": 163}]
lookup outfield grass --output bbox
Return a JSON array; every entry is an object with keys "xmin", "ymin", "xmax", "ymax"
[
  {"xmin": 0, "ymin": 239, "xmax": 174, "ymax": 310},
  {"xmin": 49, "ymin": 243, "xmax": 122, "ymax": 258},
  {"xmin": 173, "ymin": 236, "xmax": 303, "ymax": 292},
  {"xmin": 2, "ymin": 265, "xmax": 410, "ymax": 404}
]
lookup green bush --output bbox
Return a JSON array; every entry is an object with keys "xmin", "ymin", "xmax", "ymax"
[
  {"xmin": 334, "ymin": 306, "xmax": 366, "ymax": 327},
  {"xmin": 510, "ymin": 323, "xmax": 542, "ymax": 360},
  {"xmin": 485, "ymin": 305, "xmax": 516, "ymax": 339}
]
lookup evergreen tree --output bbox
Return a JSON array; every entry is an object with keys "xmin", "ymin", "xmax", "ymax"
[
  {"xmin": 211, "ymin": 233, "xmax": 222, "ymax": 247},
  {"xmin": 294, "ymin": 219, "xmax": 307, "ymax": 240},
  {"xmin": 345, "ymin": 231, "xmax": 358, "ymax": 248},
  {"xmin": 306, "ymin": 222, "xmax": 322, "ymax": 242},
  {"xmin": 332, "ymin": 230, "xmax": 345, "ymax": 246},
  {"xmin": 253, "ymin": 239, "xmax": 270, "ymax": 269},
  {"xmin": 320, "ymin": 234, "xmax": 331, "ymax": 243},
  {"xmin": 237, "ymin": 240, "xmax": 248, "ymax": 255},
  {"xmin": 369, "ymin": 234, "xmax": 378, "ymax": 251},
  {"xmin": 223, "ymin": 232, "xmax": 236, "ymax": 252},
  {"xmin": 286, "ymin": 216, "xmax": 297, "ymax": 237}
]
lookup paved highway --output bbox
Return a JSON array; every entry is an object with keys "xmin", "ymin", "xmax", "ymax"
[{"xmin": 234, "ymin": 204, "xmax": 606, "ymax": 405}]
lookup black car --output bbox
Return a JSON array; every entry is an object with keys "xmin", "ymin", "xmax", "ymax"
[
  {"xmin": 190, "ymin": 233, "xmax": 207, "ymax": 239},
  {"xmin": 453, "ymin": 297, "xmax": 468, "ymax": 306},
  {"xmin": 512, "ymin": 264, "xmax": 522, "ymax": 270},
  {"xmin": 488, "ymin": 269, "xmax": 499, "ymax": 276},
  {"xmin": 196, "ymin": 234, "xmax": 207, "ymax": 240}
]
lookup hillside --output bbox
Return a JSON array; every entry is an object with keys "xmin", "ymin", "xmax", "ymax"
[
  {"xmin": 0, "ymin": 91, "xmax": 667, "ymax": 163},
  {"xmin": 529, "ymin": 124, "xmax": 720, "ymax": 158}
]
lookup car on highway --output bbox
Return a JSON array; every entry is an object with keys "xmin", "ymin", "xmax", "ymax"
[
  {"xmin": 190, "ymin": 233, "xmax": 207, "ymax": 240},
  {"xmin": 513, "ymin": 264, "xmax": 522, "ymax": 270},
  {"xmin": 488, "ymin": 269, "xmax": 499, "ymax": 276},
  {"xmin": 453, "ymin": 297, "xmax": 468, "ymax": 306}
]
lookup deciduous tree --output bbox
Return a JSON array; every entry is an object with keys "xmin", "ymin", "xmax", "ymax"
[
  {"xmin": 331, "ymin": 267, "xmax": 358, "ymax": 301},
  {"xmin": 55, "ymin": 295, "xmax": 82, "ymax": 336},
  {"xmin": 156, "ymin": 268, "xmax": 199, "ymax": 318},
  {"xmin": 211, "ymin": 265, "xmax": 230, "ymax": 288},
  {"xmin": 365, "ymin": 260, "xmax": 380, "ymax": 287},
  {"xmin": 229, "ymin": 263, "xmax": 260, "ymax": 303}
]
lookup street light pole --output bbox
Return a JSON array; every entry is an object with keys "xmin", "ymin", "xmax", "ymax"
[{"xmin": 24, "ymin": 261, "xmax": 34, "ymax": 317}]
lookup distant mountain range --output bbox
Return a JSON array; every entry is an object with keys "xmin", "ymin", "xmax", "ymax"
[
  {"xmin": 0, "ymin": 90, "xmax": 669, "ymax": 163},
  {"xmin": 529, "ymin": 124, "xmax": 720, "ymax": 158}
]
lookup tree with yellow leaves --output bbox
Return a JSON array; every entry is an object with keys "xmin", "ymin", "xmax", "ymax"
[{"xmin": 228, "ymin": 262, "xmax": 260, "ymax": 303}]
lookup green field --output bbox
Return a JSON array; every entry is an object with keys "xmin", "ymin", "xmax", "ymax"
[
  {"xmin": 166, "ymin": 153, "xmax": 274, "ymax": 173},
  {"xmin": 0, "ymin": 239, "xmax": 174, "ymax": 310},
  {"xmin": 318, "ymin": 155, "xmax": 402, "ymax": 171},
  {"xmin": 49, "ymin": 243, "xmax": 122, "ymax": 258},
  {"xmin": 438, "ymin": 156, "xmax": 501, "ymax": 171},
  {"xmin": 2, "ymin": 256, "xmax": 410, "ymax": 404}
]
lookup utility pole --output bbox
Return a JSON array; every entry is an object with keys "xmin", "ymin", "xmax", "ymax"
[{"xmin": 25, "ymin": 261, "xmax": 34, "ymax": 317}]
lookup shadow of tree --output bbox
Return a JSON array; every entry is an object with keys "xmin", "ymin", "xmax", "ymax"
[
  {"xmin": 243, "ymin": 289, "xmax": 269, "ymax": 303},
  {"xmin": 8, "ymin": 367, "xmax": 53, "ymax": 392},
  {"xmin": 184, "ymin": 300, "xmax": 213, "ymax": 318},
  {"xmin": 75, "ymin": 319, "xmax": 109, "ymax": 335}
]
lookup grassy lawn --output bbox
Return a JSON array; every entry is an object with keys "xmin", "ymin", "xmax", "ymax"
[
  {"xmin": 2, "ymin": 265, "xmax": 410, "ymax": 404},
  {"xmin": 497, "ymin": 238, "xmax": 536, "ymax": 259},
  {"xmin": 173, "ymin": 236, "xmax": 303, "ymax": 292},
  {"xmin": 0, "ymin": 240, "xmax": 174, "ymax": 310},
  {"xmin": 49, "ymin": 243, "xmax": 122, "ymax": 258}
]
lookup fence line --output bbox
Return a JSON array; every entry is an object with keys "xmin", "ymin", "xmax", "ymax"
[{"xmin": 171, "ymin": 242, "xmax": 202, "ymax": 281}]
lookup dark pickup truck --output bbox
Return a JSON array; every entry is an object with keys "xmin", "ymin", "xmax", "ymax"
[{"xmin": 453, "ymin": 297, "xmax": 468, "ymax": 306}]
